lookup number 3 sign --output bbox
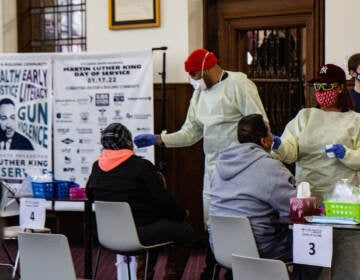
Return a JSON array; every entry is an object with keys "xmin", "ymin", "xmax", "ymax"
[
  {"xmin": 293, "ymin": 224, "xmax": 333, "ymax": 267},
  {"xmin": 20, "ymin": 197, "xmax": 46, "ymax": 230}
]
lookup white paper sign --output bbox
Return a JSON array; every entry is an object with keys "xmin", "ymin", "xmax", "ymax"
[
  {"xmin": 293, "ymin": 224, "xmax": 333, "ymax": 267},
  {"xmin": 20, "ymin": 197, "xmax": 46, "ymax": 230}
]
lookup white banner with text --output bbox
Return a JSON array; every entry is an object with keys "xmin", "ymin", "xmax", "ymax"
[{"xmin": 53, "ymin": 50, "xmax": 154, "ymax": 186}]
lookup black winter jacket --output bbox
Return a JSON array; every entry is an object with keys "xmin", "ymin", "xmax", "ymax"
[{"xmin": 86, "ymin": 155, "xmax": 186, "ymax": 226}]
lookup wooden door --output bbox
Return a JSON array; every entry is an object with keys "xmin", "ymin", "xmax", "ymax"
[{"xmin": 204, "ymin": 0, "xmax": 325, "ymax": 134}]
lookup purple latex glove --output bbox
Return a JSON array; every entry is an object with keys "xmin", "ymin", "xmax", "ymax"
[{"xmin": 134, "ymin": 134, "xmax": 157, "ymax": 148}]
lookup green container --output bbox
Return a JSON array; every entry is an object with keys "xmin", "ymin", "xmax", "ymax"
[{"xmin": 324, "ymin": 201, "xmax": 360, "ymax": 219}]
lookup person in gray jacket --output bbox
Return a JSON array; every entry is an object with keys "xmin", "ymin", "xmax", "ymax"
[{"xmin": 209, "ymin": 114, "xmax": 321, "ymax": 280}]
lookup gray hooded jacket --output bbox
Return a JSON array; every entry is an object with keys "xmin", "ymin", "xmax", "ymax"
[{"xmin": 209, "ymin": 142, "xmax": 297, "ymax": 259}]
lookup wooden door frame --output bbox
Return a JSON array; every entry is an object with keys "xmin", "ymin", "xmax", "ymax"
[{"xmin": 204, "ymin": 0, "xmax": 325, "ymax": 107}]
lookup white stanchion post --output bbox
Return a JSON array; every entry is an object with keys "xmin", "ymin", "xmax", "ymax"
[{"xmin": 115, "ymin": 254, "xmax": 137, "ymax": 280}]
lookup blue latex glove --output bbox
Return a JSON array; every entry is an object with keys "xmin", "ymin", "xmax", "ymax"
[
  {"xmin": 272, "ymin": 134, "xmax": 281, "ymax": 150},
  {"xmin": 134, "ymin": 134, "xmax": 157, "ymax": 148},
  {"xmin": 325, "ymin": 144, "xmax": 346, "ymax": 159}
]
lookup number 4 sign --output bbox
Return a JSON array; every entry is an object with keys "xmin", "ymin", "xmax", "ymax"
[
  {"xmin": 293, "ymin": 224, "xmax": 333, "ymax": 267},
  {"xmin": 20, "ymin": 197, "xmax": 46, "ymax": 230}
]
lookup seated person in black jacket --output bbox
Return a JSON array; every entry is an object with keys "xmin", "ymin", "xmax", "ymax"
[{"xmin": 86, "ymin": 122, "xmax": 194, "ymax": 280}]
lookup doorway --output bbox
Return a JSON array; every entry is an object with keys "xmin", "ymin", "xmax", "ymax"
[{"xmin": 204, "ymin": 0, "xmax": 325, "ymax": 134}]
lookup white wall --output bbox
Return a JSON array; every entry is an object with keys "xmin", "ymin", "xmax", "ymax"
[
  {"xmin": 0, "ymin": 0, "xmax": 17, "ymax": 52},
  {"xmin": 325, "ymin": 0, "xmax": 360, "ymax": 79},
  {"xmin": 87, "ymin": 0, "xmax": 203, "ymax": 84},
  {"xmin": 1, "ymin": 0, "xmax": 359, "ymax": 82}
]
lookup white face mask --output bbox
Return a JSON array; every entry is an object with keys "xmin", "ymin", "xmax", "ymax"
[
  {"xmin": 189, "ymin": 51, "xmax": 210, "ymax": 91},
  {"xmin": 189, "ymin": 78, "xmax": 207, "ymax": 90}
]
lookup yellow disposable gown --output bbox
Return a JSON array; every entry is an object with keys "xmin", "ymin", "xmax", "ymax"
[
  {"xmin": 272, "ymin": 107, "xmax": 360, "ymax": 201},
  {"xmin": 161, "ymin": 71, "xmax": 268, "ymax": 223},
  {"xmin": 272, "ymin": 107, "xmax": 360, "ymax": 280}
]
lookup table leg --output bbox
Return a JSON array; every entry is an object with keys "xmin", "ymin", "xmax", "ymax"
[{"xmin": 84, "ymin": 200, "xmax": 92, "ymax": 279}]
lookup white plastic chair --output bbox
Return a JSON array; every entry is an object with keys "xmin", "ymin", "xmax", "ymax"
[
  {"xmin": 0, "ymin": 180, "xmax": 20, "ymax": 278},
  {"xmin": 209, "ymin": 215, "xmax": 259, "ymax": 280},
  {"xmin": 0, "ymin": 180, "xmax": 51, "ymax": 279},
  {"xmin": 18, "ymin": 232, "xmax": 78, "ymax": 280},
  {"xmin": 231, "ymin": 254, "xmax": 290, "ymax": 280},
  {"xmin": 94, "ymin": 201, "xmax": 174, "ymax": 280}
]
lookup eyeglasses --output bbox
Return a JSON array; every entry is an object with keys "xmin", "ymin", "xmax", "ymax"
[{"xmin": 313, "ymin": 83, "xmax": 338, "ymax": 91}]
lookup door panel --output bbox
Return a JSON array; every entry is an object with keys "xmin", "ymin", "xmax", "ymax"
[{"xmin": 204, "ymin": 0, "xmax": 325, "ymax": 134}]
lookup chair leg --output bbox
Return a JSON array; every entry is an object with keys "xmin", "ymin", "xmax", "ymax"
[
  {"xmin": 212, "ymin": 263, "xmax": 219, "ymax": 280},
  {"xmin": 93, "ymin": 247, "xmax": 102, "ymax": 280},
  {"xmin": 144, "ymin": 251, "xmax": 149, "ymax": 280},
  {"xmin": 11, "ymin": 250, "xmax": 20, "ymax": 279}
]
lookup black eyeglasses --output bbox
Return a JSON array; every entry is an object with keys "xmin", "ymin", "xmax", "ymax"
[{"xmin": 313, "ymin": 83, "xmax": 338, "ymax": 91}]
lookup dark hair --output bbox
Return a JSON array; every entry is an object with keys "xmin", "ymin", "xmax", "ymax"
[
  {"xmin": 337, "ymin": 87, "xmax": 355, "ymax": 112},
  {"xmin": 101, "ymin": 122, "xmax": 132, "ymax": 150},
  {"xmin": 0, "ymin": 98, "xmax": 15, "ymax": 107},
  {"xmin": 348, "ymin": 53, "xmax": 360, "ymax": 73},
  {"xmin": 237, "ymin": 114, "xmax": 268, "ymax": 146}
]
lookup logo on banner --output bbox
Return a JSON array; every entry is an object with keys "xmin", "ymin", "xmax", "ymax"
[
  {"xmin": 61, "ymin": 148, "xmax": 71, "ymax": 153},
  {"xmin": 55, "ymin": 98, "xmax": 76, "ymax": 105},
  {"xmin": 81, "ymin": 157, "xmax": 89, "ymax": 164},
  {"xmin": 127, "ymin": 96, "xmax": 152, "ymax": 101},
  {"xmin": 57, "ymin": 128, "xmax": 70, "ymax": 135},
  {"xmin": 77, "ymin": 97, "xmax": 92, "ymax": 105},
  {"xmin": 95, "ymin": 93, "xmax": 110, "ymax": 106},
  {"xmin": 113, "ymin": 110, "xmax": 124, "ymax": 120},
  {"xmin": 63, "ymin": 167, "xmax": 75, "ymax": 172},
  {"xmin": 61, "ymin": 138, "xmax": 74, "ymax": 145},
  {"xmin": 98, "ymin": 108, "xmax": 107, "ymax": 125},
  {"xmin": 79, "ymin": 138, "xmax": 91, "ymax": 144},
  {"xmin": 136, "ymin": 127, "xmax": 151, "ymax": 132},
  {"xmin": 81, "ymin": 166, "xmax": 89, "ymax": 174},
  {"xmin": 56, "ymin": 112, "xmax": 73, "ymax": 119},
  {"xmin": 113, "ymin": 93, "xmax": 125, "ymax": 105},
  {"xmin": 64, "ymin": 156, "xmax": 71, "ymax": 164},
  {"xmin": 98, "ymin": 108, "xmax": 106, "ymax": 116},
  {"xmin": 56, "ymin": 112, "xmax": 73, "ymax": 123},
  {"xmin": 76, "ymin": 148, "xmax": 94, "ymax": 154},
  {"xmin": 76, "ymin": 128, "xmax": 93, "ymax": 134},
  {"xmin": 80, "ymin": 112, "xmax": 89, "ymax": 122},
  {"xmin": 126, "ymin": 113, "xmax": 151, "ymax": 120}
]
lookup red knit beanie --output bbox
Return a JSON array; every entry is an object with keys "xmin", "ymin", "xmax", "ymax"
[{"xmin": 184, "ymin": 48, "xmax": 218, "ymax": 72}]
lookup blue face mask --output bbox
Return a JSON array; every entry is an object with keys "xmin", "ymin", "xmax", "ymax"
[{"xmin": 356, "ymin": 73, "xmax": 360, "ymax": 82}]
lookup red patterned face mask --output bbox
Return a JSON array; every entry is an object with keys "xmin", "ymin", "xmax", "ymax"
[{"xmin": 315, "ymin": 89, "xmax": 338, "ymax": 108}]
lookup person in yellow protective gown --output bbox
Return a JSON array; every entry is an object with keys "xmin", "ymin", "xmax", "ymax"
[
  {"xmin": 135, "ymin": 48, "xmax": 268, "ymax": 224},
  {"xmin": 134, "ymin": 48, "xmax": 268, "ymax": 279},
  {"xmin": 272, "ymin": 64, "xmax": 360, "ymax": 280}
]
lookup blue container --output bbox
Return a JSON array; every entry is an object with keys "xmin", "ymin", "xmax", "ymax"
[
  {"xmin": 54, "ymin": 180, "xmax": 80, "ymax": 198},
  {"xmin": 31, "ymin": 181, "xmax": 54, "ymax": 198}
]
